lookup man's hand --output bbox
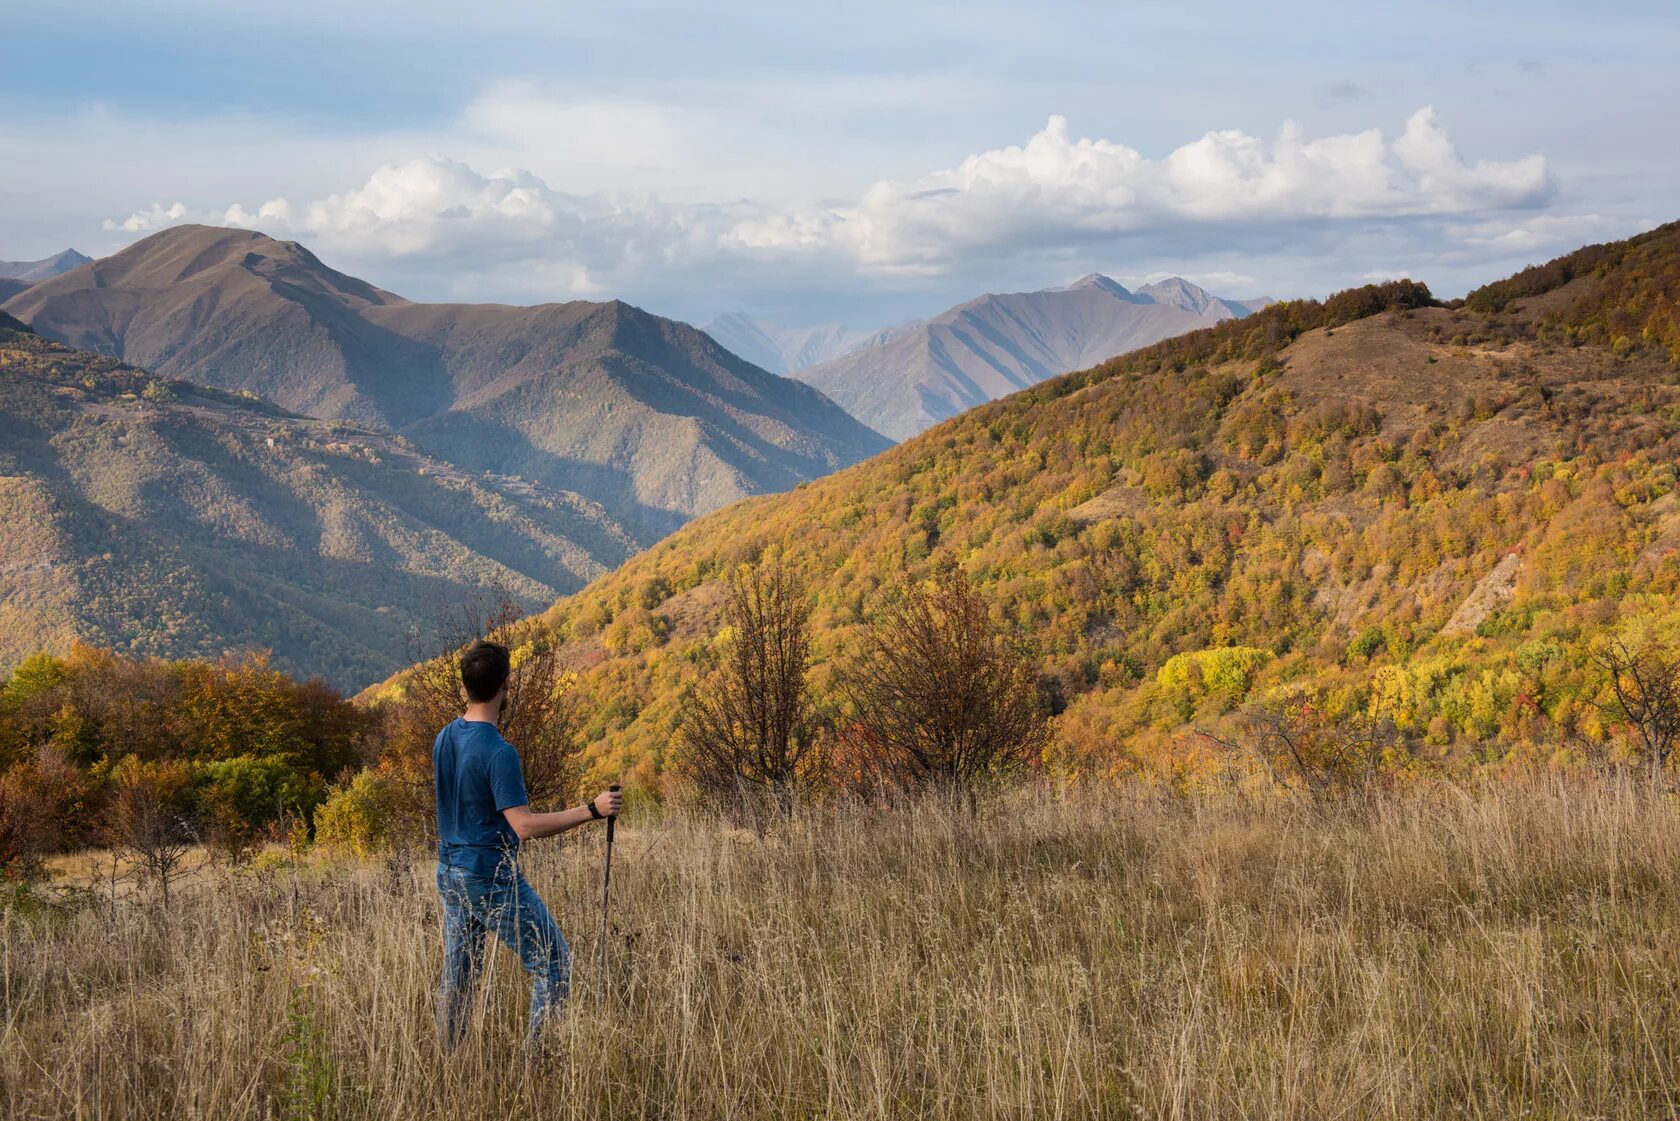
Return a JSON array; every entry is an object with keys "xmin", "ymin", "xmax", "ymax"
[{"xmin": 503, "ymin": 787, "xmax": 623, "ymax": 841}]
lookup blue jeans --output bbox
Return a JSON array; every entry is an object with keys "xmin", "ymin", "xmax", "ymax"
[{"xmin": 436, "ymin": 861, "xmax": 571, "ymax": 1047}]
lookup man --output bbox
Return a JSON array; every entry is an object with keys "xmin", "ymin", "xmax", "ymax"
[{"xmin": 434, "ymin": 639, "xmax": 623, "ymax": 1048}]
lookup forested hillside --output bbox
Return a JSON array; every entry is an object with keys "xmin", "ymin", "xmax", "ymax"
[
  {"xmin": 367, "ymin": 223, "xmax": 1680, "ymax": 788},
  {"xmin": 0, "ymin": 314, "xmax": 638, "ymax": 688}
]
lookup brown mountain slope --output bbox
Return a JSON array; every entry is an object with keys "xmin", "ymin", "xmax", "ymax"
[
  {"xmin": 5, "ymin": 226, "xmax": 889, "ymax": 542},
  {"xmin": 366, "ymin": 228, "xmax": 1680, "ymax": 789},
  {"xmin": 0, "ymin": 315, "xmax": 640, "ymax": 689},
  {"xmin": 792, "ymin": 274, "xmax": 1262, "ymax": 440},
  {"xmin": 3, "ymin": 227, "xmax": 422, "ymax": 424},
  {"xmin": 371, "ymin": 298, "xmax": 891, "ymax": 539}
]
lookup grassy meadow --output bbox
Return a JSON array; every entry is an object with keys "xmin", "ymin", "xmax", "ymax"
[{"xmin": 6, "ymin": 779, "xmax": 1680, "ymax": 1119}]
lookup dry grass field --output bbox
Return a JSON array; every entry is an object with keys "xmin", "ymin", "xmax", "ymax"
[{"xmin": 6, "ymin": 779, "xmax": 1680, "ymax": 1119}]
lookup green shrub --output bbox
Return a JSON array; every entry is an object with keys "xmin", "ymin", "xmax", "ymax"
[{"xmin": 312, "ymin": 770, "xmax": 401, "ymax": 858}]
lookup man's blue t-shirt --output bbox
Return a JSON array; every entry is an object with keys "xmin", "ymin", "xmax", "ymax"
[{"xmin": 433, "ymin": 717, "xmax": 529, "ymax": 878}]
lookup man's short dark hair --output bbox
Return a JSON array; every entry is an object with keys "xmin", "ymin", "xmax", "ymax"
[{"xmin": 460, "ymin": 641, "xmax": 511, "ymax": 703}]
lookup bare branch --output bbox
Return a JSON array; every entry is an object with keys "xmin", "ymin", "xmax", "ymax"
[
  {"xmin": 676, "ymin": 557, "xmax": 818, "ymax": 818},
  {"xmin": 838, "ymin": 558, "xmax": 1047, "ymax": 795}
]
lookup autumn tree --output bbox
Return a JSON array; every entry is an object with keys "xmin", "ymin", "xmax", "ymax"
[
  {"xmin": 198, "ymin": 753, "xmax": 322, "ymax": 863},
  {"xmin": 313, "ymin": 769, "xmax": 403, "ymax": 858},
  {"xmin": 105, "ymin": 756, "xmax": 196, "ymax": 906},
  {"xmin": 4, "ymin": 749, "xmax": 90, "ymax": 878},
  {"xmin": 676, "ymin": 557, "xmax": 818, "ymax": 814},
  {"xmin": 1593, "ymin": 637, "xmax": 1680, "ymax": 785},
  {"xmin": 174, "ymin": 653, "xmax": 368, "ymax": 777},
  {"xmin": 840, "ymin": 558, "xmax": 1047, "ymax": 794},
  {"xmin": 0, "ymin": 758, "xmax": 72, "ymax": 881}
]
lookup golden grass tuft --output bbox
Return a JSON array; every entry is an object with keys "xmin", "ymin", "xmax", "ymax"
[{"xmin": 6, "ymin": 779, "xmax": 1680, "ymax": 1118}]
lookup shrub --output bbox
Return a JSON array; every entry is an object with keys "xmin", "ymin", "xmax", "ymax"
[
  {"xmin": 1592, "ymin": 636, "xmax": 1680, "ymax": 784},
  {"xmin": 197, "ymin": 754, "xmax": 324, "ymax": 861},
  {"xmin": 838, "ymin": 559, "xmax": 1047, "ymax": 794},
  {"xmin": 313, "ymin": 770, "xmax": 402, "ymax": 858},
  {"xmin": 676, "ymin": 558, "xmax": 819, "ymax": 816},
  {"xmin": 0, "ymin": 749, "xmax": 90, "ymax": 879},
  {"xmin": 104, "ymin": 755, "xmax": 197, "ymax": 905},
  {"xmin": 1212, "ymin": 697, "xmax": 1411, "ymax": 797}
]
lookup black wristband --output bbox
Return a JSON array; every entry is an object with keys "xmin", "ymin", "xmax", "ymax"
[{"xmin": 587, "ymin": 799, "xmax": 604, "ymax": 820}]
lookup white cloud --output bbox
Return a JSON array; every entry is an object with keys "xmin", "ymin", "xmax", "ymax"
[
  {"xmin": 107, "ymin": 202, "xmax": 193, "ymax": 233},
  {"xmin": 1131, "ymin": 269, "xmax": 1261, "ymax": 291},
  {"xmin": 768, "ymin": 108, "xmax": 1551, "ymax": 271},
  {"xmin": 104, "ymin": 108, "xmax": 1556, "ymax": 305},
  {"xmin": 106, "ymin": 156, "xmax": 686, "ymax": 293},
  {"xmin": 1450, "ymin": 213, "xmax": 1628, "ymax": 253},
  {"xmin": 455, "ymin": 84, "xmax": 713, "ymax": 194}
]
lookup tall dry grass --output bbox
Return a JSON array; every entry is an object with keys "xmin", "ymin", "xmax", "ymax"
[{"xmin": 5, "ymin": 778, "xmax": 1680, "ymax": 1119}]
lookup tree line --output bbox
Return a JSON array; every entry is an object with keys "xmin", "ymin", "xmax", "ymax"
[
  {"xmin": 0, "ymin": 558, "xmax": 1055, "ymax": 888},
  {"xmin": 0, "ymin": 645, "xmax": 372, "ymax": 884},
  {"xmin": 7, "ymin": 556, "xmax": 1680, "ymax": 899}
]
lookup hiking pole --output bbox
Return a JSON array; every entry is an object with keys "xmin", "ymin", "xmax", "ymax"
[{"xmin": 596, "ymin": 783, "xmax": 621, "ymax": 1005}]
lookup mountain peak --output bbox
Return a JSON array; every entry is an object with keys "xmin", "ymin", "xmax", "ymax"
[
  {"xmin": 1067, "ymin": 273, "xmax": 1132, "ymax": 298},
  {"xmin": 1138, "ymin": 277, "xmax": 1219, "ymax": 314},
  {"xmin": 0, "ymin": 247, "xmax": 92, "ymax": 284},
  {"xmin": 116, "ymin": 224, "xmax": 345, "ymax": 280},
  {"xmin": 13, "ymin": 224, "xmax": 406, "ymax": 321}
]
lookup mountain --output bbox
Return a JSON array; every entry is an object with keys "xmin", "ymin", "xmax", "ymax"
[
  {"xmin": 365, "ymin": 222, "xmax": 1680, "ymax": 789},
  {"xmin": 1135, "ymin": 276, "xmax": 1272, "ymax": 317},
  {"xmin": 4, "ymin": 226, "xmax": 889, "ymax": 543},
  {"xmin": 0, "ymin": 248, "xmax": 91, "ymax": 283},
  {"xmin": 702, "ymin": 313, "xmax": 866, "ymax": 375},
  {"xmin": 0, "ymin": 279, "xmax": 29, "ymax": 302},
  {"xmin": 0, "ymin": 313, "xmax": 640, "ymax": 690},
  {"xmin": 790, "ymin": 273, "xmax": 1269, "ymax": 440}
]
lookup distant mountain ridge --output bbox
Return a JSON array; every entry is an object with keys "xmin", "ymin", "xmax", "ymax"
[
  {"xmin": 789, "ymin": 274, "xmax": 1270, "ymax": 439},
  {"xmin": 1129, "ymin": 276, "xmax": 1270, "ymax": 318},
  {"xmin": 0, "ymin": 248, "xmax": 91, "ymax": 283},
  {"xmin": 0, "ymin": 315, "xmax": 640, "ymax": 689},
  {"xmin": 4, "ymin": 226, "xmax": 888, "ymax": 543},
  {"xmin": 702, "ymin": 313, "xmax": 866, "ymax": 375}
]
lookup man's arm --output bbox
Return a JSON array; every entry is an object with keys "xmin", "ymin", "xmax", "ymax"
[{"xmin": 502, "ymin": 788, "xmax": 623, "ymax": 842}]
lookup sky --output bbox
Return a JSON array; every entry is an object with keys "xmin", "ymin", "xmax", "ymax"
[{"xmin": 3, "ymin": 0, "xmax": 1677, "ymax": 331}]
